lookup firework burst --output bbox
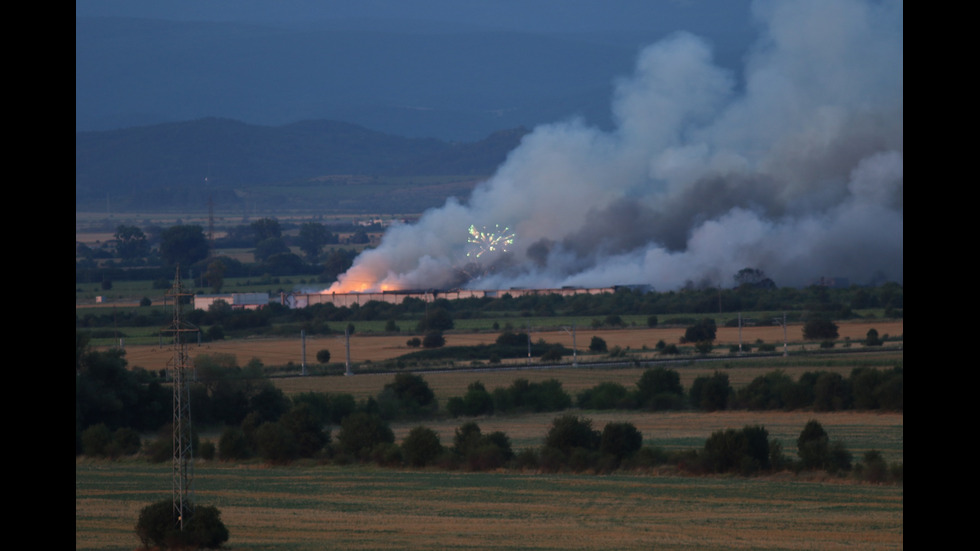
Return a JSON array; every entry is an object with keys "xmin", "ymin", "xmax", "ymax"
[{"xmin": 466, "ymin": 224, "xmax": 515, "ymax": 259}]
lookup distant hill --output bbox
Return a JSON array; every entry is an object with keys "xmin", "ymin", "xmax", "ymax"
[{"xmin": 75, "ymin": 118, "xmax": 529, "ymax": 213}]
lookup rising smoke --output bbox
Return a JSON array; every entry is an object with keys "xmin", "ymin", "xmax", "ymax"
[{"xmin": 329, "ymin": 0, "xmax": 902, "ymax": 293}]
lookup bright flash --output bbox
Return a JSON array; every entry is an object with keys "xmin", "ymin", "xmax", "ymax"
[{"xmin": 466, "ymin": 224, "xmax": 515, "ymax": 259}]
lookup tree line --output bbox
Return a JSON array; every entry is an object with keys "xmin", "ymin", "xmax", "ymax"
[{"xmin": 78, "ymin": 336, "xmax": 902, "ymax": 485}]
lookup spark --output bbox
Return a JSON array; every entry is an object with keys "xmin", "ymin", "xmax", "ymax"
[{"xmin": 466, "ymin": 224, "xmax": 515, "ymax": 259}]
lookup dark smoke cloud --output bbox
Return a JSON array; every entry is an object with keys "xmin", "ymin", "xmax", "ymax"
[{"xmin": 329, "ymin": 0, "xmax": 902, "ymax": 293}]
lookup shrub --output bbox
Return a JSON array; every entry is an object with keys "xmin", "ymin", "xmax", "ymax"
[
  {"xmin": 599, "ymin": 422, "xmax": 643, "ymax": 462},
  {"xmin": 255, "ymin": 421, "xmax": 299, "ymax": 464},
  {"xmin": 421, "ymin": 330, "xmax": 446, "ymax": 348},
  {"xmin": 401, "ymin": 426, "xmax": 443, "ymax": 467},
  {"xmin": 451, "ymin": 422, "xmax": 513, "ymax": 470},
  {"xmin": 797, "ymin": 419, "xmax": 831, "ymax": 470},
  {"xmin": 337, "ymin": 412, "xmax": 394, "ymax": 460},
  {"xmin": 406, "ymin": 337, "xmax": 421, "ymax": 348},
  {"xmin": 689, "ymin": 372, "xmax": 731, "ymax": 411},
  {"xmin": 81, "ymin": 423, "xmax": 112, "ymax": 457},
  {"xmin": 694, "ymin": 341, "xmax": 713, "ymax": 354},
  {"xmin": 588, "ymin": 336, "xmax": 607, "ymax": 352},
  {"xmin": 813, "ymin": 372, "xmax": 851, "ymax": 411},
  {"xmin": 136, "ymin": 500, "xmax": 229, "ymax": 549},
  {"xmin": 194, "ymin": 440, "xmax": 214, "ymax": 461},
  {"xmin": 682, "ymin": 318, "xmax": 716, "ymax": 343},
  {"xmin": 544, "ymin": 415, "xmax": 600, "ymax": 457},
  {"xmin": 315, "ymin": 349, "xmax": 331, "ymax": 363},
  {"xmin": 279, "ymin": 403, "xmax": 330, "ymax": 458},
  {"xmin": 702, "ymin": 425, "xmax": 771, "ymax": 475},
  {"xmin": 803, "ymin": 318, "xmax": 839, "ymax": 340},
  {"xmin": 218, "ymin": 427, "xmax": 251, "ymax": 460},
  {"xmin": 577, "ymin": 382, "xmax": 630, "ymax": 410},
  {"xmin": 635, "ymin": 367, "xmax": 684, "ymax": 410},
  {"xmin": 540, "ymin": 345, "xmax": 564, "ymax": 362},
  {"xmin": 379, "ymin": 372, "xmax": 438, "ymax": 418},
  {"xmin": 865, "ymin": 328, "xmax": 883, "ymax": 346}
]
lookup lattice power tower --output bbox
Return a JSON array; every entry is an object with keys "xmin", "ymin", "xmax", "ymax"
[{"xmin": 165, "ymin": 268, "xmax": 198, "ymax": 531}]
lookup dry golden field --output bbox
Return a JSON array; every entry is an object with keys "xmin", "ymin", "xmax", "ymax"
[
  {"xmin": 118, "ymin": 319, "xmax": 903, "ymax": 374},
  {"xmin": 77, "ymin": 455, "xmax": 904, "ymax": 551}
]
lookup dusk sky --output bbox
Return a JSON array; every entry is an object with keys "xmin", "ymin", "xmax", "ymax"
[{"xmin": 77, "ymin": 1, "xmax": 902, "ymax": 291}]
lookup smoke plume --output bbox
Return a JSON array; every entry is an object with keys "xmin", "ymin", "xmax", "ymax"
[{"xmin": 329, "ymin": 0, "xmax": 902, "ymax": 293}]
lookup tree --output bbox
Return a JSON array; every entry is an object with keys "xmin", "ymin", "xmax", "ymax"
[
  {"xmin": 588, "ymin": 336, "xmax": 607, "ymax": 352},
  {"xmin": 689, "ymin": 372, "xmax": 731, "ymax": 411},
  {"xmin": 316, "ymin": 349, "xmax": 331, "ymax": 364},
  {"xmin": 599, "ymin": 422, "xmax": 643, "ymax": 461},
  {"xmin": 136, "ymin": 500, "xmax": 229, "ymax": 549},
  {"xmin": 682, "ymin": 318, "xmax": 717, "ymax": 343},
  {"xmin": 298, "ymin": 222, "xmax": 333, "ymax": 260},
  {"xmin": 337, "ymin": 412, "xmax": 394, "ymax": 460},
  {"xmin": 421, "ymin": 330, "xmax": 446, "ymax": 348},
  {"xmin": 733, "ymin": 267, "xmax": 776, "ymax": 289},
  {"xmin": 379, "ymin": 373, "xmax": 437, "ymax": 418},
  {"xmin": 803, "ymin": 318, "xmax": 839, "ymax": 340},
  {"xmin": 401, "ymin": 426, "xmax": 443, "ymax": 467},
  {"xmin": 417, "ymin": 307, "xmax": 454, "ymax": 332},
  {"xmin": 113, "ymin": 224, "xmax": 149, "ymax": 260},
  {"xmin": 635, "ymin": 367, "xmax": 684, "ymax": 410},
  {"xmin": 250, "ymin": 217, "xmax": 282, "ymax": 243},
  {"xmin": 702, "ymin": 425, "xmax": 771, "ymax": 474},
  {"xmin": 544, "ymin": 415, "xmax": 600, "ymax": 456},
  {"xmin": 254, "ymin": 237, "xmax": 290, "ymax": 262},
  {"xmin": 159, "ymin": 225, "xmax": 209, "ymax": 267},
  {"xmin": 204, "ymin": 259, "xmax": 227, "ymax": 293},
  {"xmin": 797, "ymin": 419, "xmax": 829, "ymax": 470},
  {"xmin": 865, "ymin": 328, "xmax": 883, "ymax": 346}
]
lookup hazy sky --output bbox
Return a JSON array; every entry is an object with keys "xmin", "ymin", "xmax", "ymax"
[{"xmin": 77, "ymin": 1, "xmax": 902, "ymax": 291}]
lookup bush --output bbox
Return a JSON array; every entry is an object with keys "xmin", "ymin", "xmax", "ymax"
[
  {"xmin": 406, "ymin": 337, "xmax": 421, "ymax": 347},
  {"xmin": 635, "ymin": 367, "xmax": 684, "ymax": 410},
  {"xmin": 865, "ymin": 328, "xmax": 883, "ymax": 346},
  {"xmin": 803, "ymin": 318, "xmax": 839, "ymax": 340},
  {"xmin": 682, "ymin": 318, "xmax": 716, "ymax": 343},
  {"xmin": 588, "ymin": 336, "xmax": 607, "ymax": 353},
  {"xmin": 540, "ymin": 345, "xmax": 563, "ymax": 362},
  {"xmin": 599, "ymin": 422, "xmax": 643, "ymax": 462},
  {"xmin": 702, "ymin": 425, "xmax": 771, "ymax": 475},
  {"xmin": 421, "ymin": 331, "xmax": 446, "ymax": 348},
  {"xmin": 218, "ymin": 427, "xmax": 251, "ymax": 460},
  {"xmin": 136, "ymin": 500, "xmax": 229, "ymax": 549},
  {"xmin": 401, "ymin": 426, "xmax": 443, "ymax": 467},
  {"xmin": 577, "ymin": 382, "xmax": 630, "ymax": 410},
  {"xmin": 337, "ymin": 412, "xmax": 394, "ymax": 460},
  {"xmin": 81, "ymin": 423, "xmax": 112, "ymax": 457},
  {"xmin": 255, "ymin": 421, "xmax": 299, "ymax": 464},
  {"xmin": 689, "ymin": 372, "xmax": 731, "ymax": 412},
  {"xmin": 694, "ymin": 341, "xmax": 713, "ymax": 354},
  {"xmin": 544, "ymin": 415, "xmax": 600, "ymax": 457},
  {"xmin": 316, "ymin": 349, "xmax": 331, "ymax": 363}
]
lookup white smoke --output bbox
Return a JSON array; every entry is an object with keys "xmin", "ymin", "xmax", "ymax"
[{"xmin": 329, "ymin": 0, "xmax": 902, "ymax": 293}]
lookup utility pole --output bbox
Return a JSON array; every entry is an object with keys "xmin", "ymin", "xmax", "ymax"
[
  {"xmin": 165, "ymin": 267, "xmax": 198, "ymax": 532},
  {"xmin": 344, "ymin": 326, "xmax": 352, "ymax": 376},
  {"xmin": 526, "ymin": 321, "xmax": 531, "ymax": 366},
  {"xmin": 301, "ymin": 330, "xmax": 307, "ymax": 376},
  {"xmin": 562, "ymin": 324, "xmax": 577, "ymax": 366}
]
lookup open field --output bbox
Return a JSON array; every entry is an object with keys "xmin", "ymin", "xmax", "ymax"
[
  {"xmin": 115, "ymin": 320, "xmax": 903, "ymax": 373},
  {"xmin": 76, "ymin": 459, "xmax": 903, "ymax": 551}
]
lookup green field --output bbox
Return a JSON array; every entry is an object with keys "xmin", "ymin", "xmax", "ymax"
[{"xmin": 76, "ymin": 461, "xmax": 903, "ymax": 551}]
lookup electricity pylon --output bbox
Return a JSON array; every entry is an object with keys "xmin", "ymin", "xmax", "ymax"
[{"xmin": 165, "ymin": 267, "xmax": 198, "ymax": 530}]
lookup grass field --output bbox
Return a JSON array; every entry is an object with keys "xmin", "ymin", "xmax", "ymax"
[
  {"xmin": 77, "ymin": 349, "xmax": 903, "ymax": 550},
  {"xmin": 111, "ymin": 320, "xmax": 903, "ymax": 373},
  {"xmin": 76, "ymin": 459, "xmax": 903, "ymax": 551}
]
